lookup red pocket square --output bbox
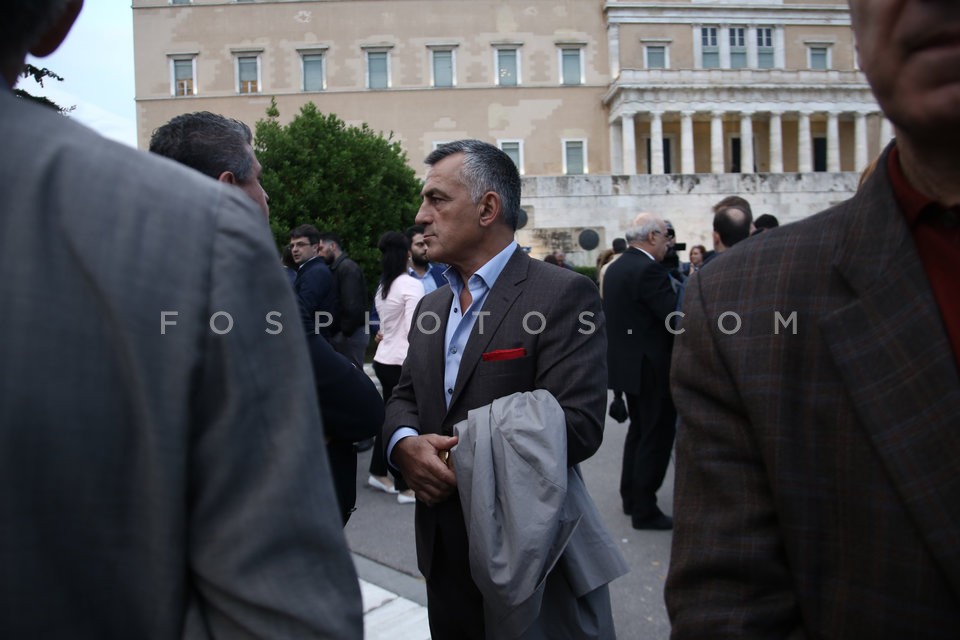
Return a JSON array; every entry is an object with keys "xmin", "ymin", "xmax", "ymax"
[{"xmin": 482, "ymin": 348, "xmax": 527, "ymax": 362}]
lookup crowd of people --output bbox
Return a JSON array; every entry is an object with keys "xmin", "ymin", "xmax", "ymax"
[{"xmin": 5, "ymin": 0, "xmax": 960, "ymax": 638}]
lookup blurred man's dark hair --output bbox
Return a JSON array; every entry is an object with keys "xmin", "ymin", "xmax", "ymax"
[
  {"xmin": 753, "ymin": 214, "xmax": 780, "ymax": 233},
  {"xmin": 149, "ymin": 111, "xmax": 254, "ymax": 184},
  {"xmin": 712, "ymin": 195, "xmax": 753, "ymax": 218},
  {"xmin": 290, "ymin": 224, "xmax": 321, "ymax": 244}
]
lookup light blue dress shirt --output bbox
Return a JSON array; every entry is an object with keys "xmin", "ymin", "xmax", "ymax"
[
  {"xmin": 409, "ymin": 265, "xmax": 439, "ymax": 294},
  {"xmin": 388, "ymin": 241, "xmax": 518, "ymax": 464}
]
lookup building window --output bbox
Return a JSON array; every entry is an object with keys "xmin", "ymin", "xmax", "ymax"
[
  {"xmin": 366, "ymin": 50, "xmax": 389, "ymax": 89},
  {"xmin": 432, "ymin": 49, "xmax": 455, "ymax": 87},
  {"xmin": 236, "ymin": 55, "xmax": 259, "ymax": 94},
  {"xmin": 645, "ymin": 45, "xmax": 667, "ymax": 69},
  {"xmin": 170, "ymin": 57, "xmax": 196, "ymax": 96},
  {"xmin": 170, "ymin": 0, "xmax": 191, "ymax": 4},
  {"xmin": 809, "ymin": 46, "xmax": 830, "ymax": 70},
  {"xmin": 701, "ymin": 27, "xmax": 719, "ymax": 68},
  {"xmin": 498, "ymin": 140, "xmax": 523, "ymax": 174},
  {"xmin": 496, "ymin": 47, "xmax": 519, "ymax": 86},
  {"xmin": 563, "ymin": 139, "xmax": 586, "ymax": 175},
  {"xmin": 757, "ymin": 28, "xmax": 775, "ymax": 69},
  {"xmin": 301, "ymin": 53, "xmax": 324, "ymax": 91},
  {"xmin": 729, "ymin": 27, "xmax": 747, "ymax": 69},
  {"xmin": 559, "ymin": 47, "xmax": 583, "ymax": 85}
]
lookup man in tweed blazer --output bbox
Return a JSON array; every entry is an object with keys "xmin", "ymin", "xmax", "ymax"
[
  {"xmin": 0, "ymin": 2, "xmax": 361, "ymax": 637},
  {"xmin": 383, "ymin": 140, "xmax": 608, "ymax": 639},
  {"xmin": 666, "ymin": 1, "xmax": 960, "ymax": 637}
]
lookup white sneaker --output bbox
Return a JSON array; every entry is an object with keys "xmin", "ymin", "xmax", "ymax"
[
  {"xmin": 368, "ymin": 475, "xmax": 397, "ymax": 494},
  {"xmin": 397, "ymin": 490, "xmax": 416, "ymax": 504}
]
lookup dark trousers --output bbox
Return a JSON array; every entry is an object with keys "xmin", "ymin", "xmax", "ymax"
[
  {"xmin": 369, "ymin": 361, "xmax": 408, "ymax": 492},
  {"xmin": 621, "ymin": 369, "xmax": 676, "ymax": 519},
  {"xmin": 424, "ymin": 502, "xmax": 486, "ymax": 640},
  {"xmin": 327, "ymin": 440, "xmax": 357, "ymax": 525}
]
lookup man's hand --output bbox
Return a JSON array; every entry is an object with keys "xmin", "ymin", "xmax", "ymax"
[{"xmin": 393, "ymin": 434, "xmax": 458, "ymax": 506}]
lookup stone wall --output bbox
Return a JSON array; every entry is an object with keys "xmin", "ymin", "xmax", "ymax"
[{"xmin": 517, "ymin": 171, "xmax": 859, "ymax": 265}]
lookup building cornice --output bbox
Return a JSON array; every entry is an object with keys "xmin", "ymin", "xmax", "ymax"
[{"xmin": 604, "ymin": 2, "xmax": 849, "ymax": 26}]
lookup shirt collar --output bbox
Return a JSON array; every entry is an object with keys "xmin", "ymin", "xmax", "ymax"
[
  {"xmin": 444, "ymin": 241, "xmax": 518, "ymax": 293},
  {"xmin": 887, "ymin": 144, "xmax": 938, "ymax": 227}
]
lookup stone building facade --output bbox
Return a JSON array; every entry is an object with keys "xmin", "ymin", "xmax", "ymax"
[{"xmin": 133, "ymin": 0, "xmax": 882, "ymax": 263}]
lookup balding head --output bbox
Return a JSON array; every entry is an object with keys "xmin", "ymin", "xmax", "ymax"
[{"xmin": 713, "ymin": 205, "xmax": 753, "ymax": 252}]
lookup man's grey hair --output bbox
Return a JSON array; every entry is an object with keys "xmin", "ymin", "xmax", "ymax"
[
  {"xmin": 149, "ymin": 112, "xmax": 255, "ymax": 184},
  {"xmin": 424, "ymin": 139, "xmax": 522, "ymax": 230},
  {"xmin": 2, "ymin": 0, "xmax": 72, "ymax": 67},
  {"xmin": 625, "ymin": 214, "xmax": 662, "ymax": 244}
]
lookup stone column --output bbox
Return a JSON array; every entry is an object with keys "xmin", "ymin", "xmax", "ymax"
[
  {"xmin": 881, "ymin": 117, "xmax": 895, "ymax": 146},
  {"xmin": 680, "ymin": 110, "xmax": 695, "ymax": 174},
  {"xmin": 769, "ymin": 111, "xmax": 783, "ymax": 173},
  {"xmin": 610, "ymin": 118, "xmax": 623, "ymax": 175},
  {"xmin": 650, "ymin": 111, "xmax": 665, "ymax": 175},
  {"xmin": 740, "ymin": 111, "xmax": 754, "ymax": 174},
  {"xmin": 827, "ymin": 111, "xmax": 840, "ymax": 172},
  {"xmin": 711, "ymin": 111, "xmax": 724, "ymax": 174},
  {"xmin": 622, "ymin": 113, "xmax": 637, "ymax": 175},
  {"xmin": 798, "ymin": 111, "xmax": 813, "ymax": 173},
  {"xmin": 608, "ymin": 24, "xmax": 620, "ymax": 79},
  {"xmin": 854, "ymin": 112, "xmax": 868, "ymax": 172}
]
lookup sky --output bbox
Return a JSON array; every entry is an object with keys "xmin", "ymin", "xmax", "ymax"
[{"xmin": 23, "ymin": 3, "xmax": 138, "ymax": 147}]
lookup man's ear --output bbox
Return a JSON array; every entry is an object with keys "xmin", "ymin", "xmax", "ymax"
[
  {"xmin": 218, "ymin": 171, "xmax": 238, "ymax": 185},
  {"xmin": 29, "ymin": 0, "xmax": 84, "ymax": 58},
  {"xmin": 477, "ymin": 191, "xmax": 502, "ymax": 227}
]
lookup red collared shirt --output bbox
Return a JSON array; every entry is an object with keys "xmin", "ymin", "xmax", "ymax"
[{"xmin": 887, "ymin": 145, "xmax": 960, "ymax": 366}]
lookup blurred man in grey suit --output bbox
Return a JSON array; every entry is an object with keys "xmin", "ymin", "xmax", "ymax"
[
  {"xmin": 667, "ymin": 1, "xmax": 960, "ymax": 637},
  {"xmin": 0, "ymin": 2, "xmax": 362, "ymax": 637},
  {"xmin": 383, "ymin": 140, "xmax": 609, "ymax": 638}
]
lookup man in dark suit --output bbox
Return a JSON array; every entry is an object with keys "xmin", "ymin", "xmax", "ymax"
[
  {"xmin": 383, "ymin": 140, "xmax": 608, "ymax": 638},
  {"xmin": 0, "ymin": 1, "xmax": 361, "ymax": 637},
  {"xmin": 666, "ymin": 1, "xmax": 960, "ymax": 637},
  {"xmin": 603, "ymin": 213, "xmax": 678, "ymax": 530},
  {"xmin": 289, "ymin": 223, "xmax": 338, "ymax": 338},
  {"xmin": 150, "ymin": 111, "xmax": 383, "ymax": 525}
]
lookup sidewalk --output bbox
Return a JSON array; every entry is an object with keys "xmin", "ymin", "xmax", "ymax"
[{"xmin": 355, "ymin": 554, "xmax": 431, "ymax": 640}]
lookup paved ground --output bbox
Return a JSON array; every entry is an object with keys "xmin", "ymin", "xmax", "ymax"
[{"xmin": 346, "ymin": 390, "xmax": 675, "ymax": 639}]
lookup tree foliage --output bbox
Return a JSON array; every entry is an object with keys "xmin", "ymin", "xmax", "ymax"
[
  {"xmin": 256, "ymin": 100, "xmax": 422, "ymax": 296},
  {"xmin": 14, "ymin": 64, "xmax": 74, "ymax": 114}
]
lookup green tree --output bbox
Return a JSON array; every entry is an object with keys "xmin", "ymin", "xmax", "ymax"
[
  {"xmin": 256, "ymin": 100, "xmax": 422, "ymax": 296},
  {"xmin": 15, "ymin": 64, "xmax": 74, "ymax": 114}
]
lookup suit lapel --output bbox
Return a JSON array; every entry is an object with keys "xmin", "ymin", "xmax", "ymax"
[
  {"xmin": 820, "ymin": 150, "xmax": 960, "ymax": 596},
  {"xmin": 420, "ymin": 288, "xmax": 455, "ymax": 421},
  {"xmin": 448, "ymin": 248, "xmax": 528, "ymax": 412}
]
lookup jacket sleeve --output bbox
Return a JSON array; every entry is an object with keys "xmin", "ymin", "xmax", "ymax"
[
  {"xmin": 188, "ymin": 200, "xmax": 362, "ymax": 639},
  {"xmin": 307, "ymin": 332, "xmax": 384, "ymax": 442},
  {"xmin": 382, "ymin": 296, "xmax": 428, "ymax": 442},
  {"xmin": 636, "ymin": 260, "xmax": 678, "ymax": 324},
  {"xmin": 536, "ymin": 273, "xmax": 608, "ymax": 466},
  {"xmin": 338, "ymin": 260, "xmax": 368, "ymax": 336},
  {"xmin": 665, "ymin": 273, "xmax": 804, "ymax": 639}
]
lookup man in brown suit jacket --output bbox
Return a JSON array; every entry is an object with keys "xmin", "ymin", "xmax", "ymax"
[
  {"xmin": 383, "ymin": 140, "xmax": 608, "ymax": 639},
  {"xmin": 666, "ymin": 1, "xmax": 960, "ymax": 638}
]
